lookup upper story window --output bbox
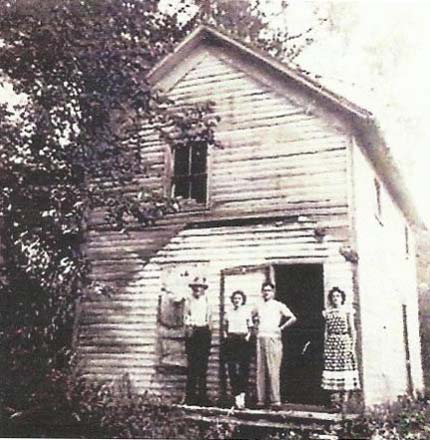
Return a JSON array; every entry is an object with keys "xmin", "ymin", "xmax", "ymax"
[
  {"xmin": 374, "ymin": 178, "xmax": 382, "ymax": 220},
  {"xmin": 172, "ymin": 143, "xmax": 208, "ymax": 204}
]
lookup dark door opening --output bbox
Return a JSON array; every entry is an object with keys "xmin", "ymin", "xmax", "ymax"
[{"xmin": 274, "ymin": 264, "xmax": 328, "ymax": 406}]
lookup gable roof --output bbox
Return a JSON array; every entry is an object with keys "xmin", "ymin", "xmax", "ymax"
[{"xmin": 148, "ymin": 25, "xmax": 425, "ymax": 229}]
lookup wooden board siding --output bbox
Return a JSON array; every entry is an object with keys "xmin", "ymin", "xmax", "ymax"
[
  {"xmin": 78, "ymin": 219, "xmax": 355, "ymax": 400},
  {"xmin": 77, "ymin": 46, "xmax": 356, "ymax": 398},
  {"xmin": 352, "ymin": 141, "xmax": 424, "ymax": 405},
  {"xmin": 84, "ymin": 47, "xmax": 352, "ymax": 268},
  {"xmin": 170, "ymin": 50, "xmax": 349, "ymax": 217},
  {"xmin": 88, "ymin": 48, "xmax": 350, "ymax": 228}
]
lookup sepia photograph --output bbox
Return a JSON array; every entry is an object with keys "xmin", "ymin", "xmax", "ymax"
[{"xmin": 1, "ymin": 0, "xmax": 429, "ymax": 439}]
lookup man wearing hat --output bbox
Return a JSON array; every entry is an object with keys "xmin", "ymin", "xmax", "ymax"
[{"xmin": 183, "ymin": 276, "xmax": 212, "ymax": 406}]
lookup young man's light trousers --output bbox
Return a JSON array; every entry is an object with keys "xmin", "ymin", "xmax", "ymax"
[{"xmin": 256, "ymin": 335, "xmax": 283, "ymax": 404}]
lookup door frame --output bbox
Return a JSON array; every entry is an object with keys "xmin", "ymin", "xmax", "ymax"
[{"xmin": 219, "ymin": 260, "xmax": 327, "ymax": 404}]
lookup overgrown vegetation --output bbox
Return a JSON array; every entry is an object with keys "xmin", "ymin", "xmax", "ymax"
[
  {"xmin": 3, "ymin": 369, "xmax": 430, "ymax": 439},
  {"xmin": 0, "ymin": 372, "xmax": 232, "ymax": 439},
  {"xmin": 0, "ymin": 1, "xmax": 322, "ymax": 433},
  {"xmin": 0, "ymin": 0, "xmax": 206, "ymax": 431},
  {"xmin": 1, "ymin": 1, "xmax": 428, "ymax": 438},
  {"xmin": 196, "ymin": 0, "xmax": 327, "ymax": 61},
  {"xmin": 7, "ymin": 1, "xmax": 423, "ymax": 439},
  {"xmin": 339, "ymin": 395, "xmax": 430, "ymax": 439}
]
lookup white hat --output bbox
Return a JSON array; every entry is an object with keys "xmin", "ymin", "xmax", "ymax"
[{"xmin": 188, "ymin": 276, "xmax": 208, "ymax": 289}]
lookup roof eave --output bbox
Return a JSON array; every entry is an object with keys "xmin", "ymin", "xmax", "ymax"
[
  {"xmin": 147, "ymin": 24, "xmax": 426, "ymax": 230},
  {"xmin": 147, "ymin": 25, "xmax": 209, "ymax": 86},
  {"xmin": 353, "ymin": 119, "xmax": 426, "ymax": 229},
  {"xmin": 148, "ymin": 25, "xmax": 373, "ymax": 122}
]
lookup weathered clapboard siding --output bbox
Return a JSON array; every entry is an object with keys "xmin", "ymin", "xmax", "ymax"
[
  {"xmin": 82, "ymin": 53, "xmax": 351, "ymax": 247},
  {"xmin": 76, "ymin": 27, "xmax": 424, "ymax": 408},
  {"xmin": 87, "ymin": 49, "xmax": 350, "ymax": 228},
  {"xmin": 77, "ymin": 46, "xmax": 354, "ymax": 398},
  {"xmin": 78, "ymin": 218, "xmax": 355, "ymax": 400},
  {"xmin": 352, "ymin": 140, "xmax": 423, "ymax": 404},
  {"xmin": 168, "ymin": 51, "xmax": 349, "ymax": 214}
]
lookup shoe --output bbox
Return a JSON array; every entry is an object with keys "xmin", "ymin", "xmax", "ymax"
[
  {"xmin": 234, "ymin": 394, "xmax": 240, "ymax": 408},
  {"xmin": 255, "ymin": 402, "xmax": 265, "ymax": 409},
  {"xmin": 239, "ymin": 392, "xmax": 246, "ymax": 409},
  {"xmin": 235, "ymin": 393, "xmax": 245, "ymax": 409},
  {"xmin": 328, "ymin": 399, "xmax": 342, "ymax": 412},
  {"xmin": 270, "ymin": 402, "xmax": 282, "ymax": 411}
]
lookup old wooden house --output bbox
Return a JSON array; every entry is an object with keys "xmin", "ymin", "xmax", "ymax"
[{"xmin": 77, "ymin": 26, "xmax": 424, "ymax": 408}]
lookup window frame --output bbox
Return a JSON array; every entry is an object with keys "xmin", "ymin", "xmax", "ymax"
[{"xmin": 169, "ymin": 141, "xmax": 210, "ymax": 207}]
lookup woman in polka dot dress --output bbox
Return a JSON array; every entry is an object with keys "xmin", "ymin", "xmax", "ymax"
[{"xmin": 321, "ymin": 287, "xmax": 360, "ymax": 403}]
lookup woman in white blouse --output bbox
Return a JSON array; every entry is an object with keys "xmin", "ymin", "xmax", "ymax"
[{"xmin": 224, "ymin": 290, "xmax": 253, "ymax": 409}]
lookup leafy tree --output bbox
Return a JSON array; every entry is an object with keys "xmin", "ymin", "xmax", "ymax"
[
  {"xmin": 192, "ymin": 0, "xmax": 325, "ymax": 61},
  {"xmin": 0, "ymin": 0, "xmax": 320, "ymax": 428},
  {"xmin": 0, "ymin": 0, "xmax": 194, "ymax": 416}
]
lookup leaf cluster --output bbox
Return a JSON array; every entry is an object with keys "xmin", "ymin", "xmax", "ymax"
[
  {"xmin": 1, "ymin": 372, "xmax": 219, "ymax": 439},
  {"xmin": 339, "ymin": 394, "xmax": 430, "ymax": 439},
  {"xmin": 160, "ymin": 100, "xmax": 221, "ymax": 150},
  {"xmin": 0, "ymin": 0, "xmax": 315, "ymax": 425},
  {"xmin": 193, "ymin": 0, "xmax": 324, "ymax": 61},
  {"xmin": 0, "ymin": 0, "xmax": 193, "ymax": 414}
]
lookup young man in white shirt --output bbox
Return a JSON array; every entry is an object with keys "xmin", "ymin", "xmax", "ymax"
[
  {"xmin": 183, "ymin": 276, "xmax": 212, "ymax": 406},
  {"xmin": 253, "ymin": 281, "xmax": 297, "ymax": 410}
]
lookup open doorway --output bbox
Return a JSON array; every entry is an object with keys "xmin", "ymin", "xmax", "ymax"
[{"xmin": 274, "ymin": 264, "xmax": 328, "ymax": 406}]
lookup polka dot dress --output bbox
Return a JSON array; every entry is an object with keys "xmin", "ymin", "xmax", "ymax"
[{"xmin": 321, "ymin": 308, "xmax": 360, "ymax": 391}]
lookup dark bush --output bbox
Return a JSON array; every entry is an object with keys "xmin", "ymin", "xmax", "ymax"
[
  {"xmin": 3, "ymin": 367, "xmax": 430, "ymax": 440},
  {"xmin": 1, "ymin": 371, "xmax": 234, "ymax": 439},
  {"xmin": 336, "ymin": 394, "xmax": 430, "ymax": 440}
]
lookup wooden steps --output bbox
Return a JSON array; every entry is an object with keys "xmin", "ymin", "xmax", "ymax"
[{"xmin": 176, "ymin": 404, "xmax": 360, "ymax": 439}]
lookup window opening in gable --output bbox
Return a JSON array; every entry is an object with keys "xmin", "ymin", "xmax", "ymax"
[{"xmin": 172, "ymin": 143, "xmax": 207, "ymax": 204}]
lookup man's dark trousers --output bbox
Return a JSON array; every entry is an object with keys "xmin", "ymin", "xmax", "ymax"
[{"xmin": 185, "ymin": 326, "xmax": 211, "ymax": 405}]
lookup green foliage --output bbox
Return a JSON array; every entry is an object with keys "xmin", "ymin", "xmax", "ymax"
[
  {"xmin": 1, "ymin": 372, "xmax": 230, "ymax": 439},
  {"xmin": 194, "ymin": 0, "xmax": 325, "ymax": 61},
  {"xmin": 0, "ymin": 0, "xmax": 191, "ymax": 417},
  {"xmin": 4, "ymin": 364, "xmax": 430, "ymax": 439},
  {"xmin": 338, "ymin": 395, "xmax": 430, "ymax": 439},
  {"xmin": 0, "ymin": 0, "xmax": 318, "ymax": 434},
  {"xmin": 160, "ymin": 101, "xmax": 221, "ymax": 149}
]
